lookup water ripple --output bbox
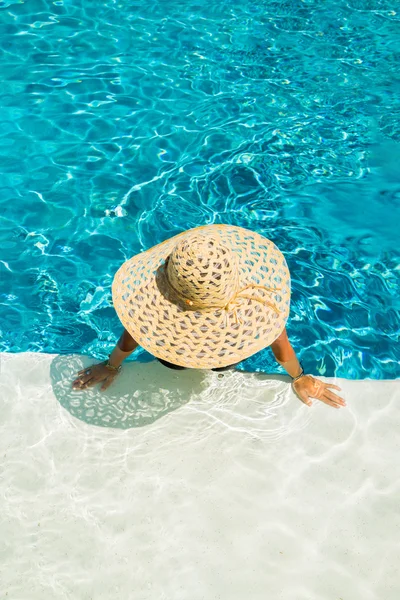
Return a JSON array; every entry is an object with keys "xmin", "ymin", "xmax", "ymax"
[{"xmin": 0, "ymin": 0, "xmax": 399, "ymax": 378}]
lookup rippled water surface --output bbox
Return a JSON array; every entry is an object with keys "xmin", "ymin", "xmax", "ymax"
[{"xmin": 0, "ymin": 0, "xmax": 399, "ymax": 378}]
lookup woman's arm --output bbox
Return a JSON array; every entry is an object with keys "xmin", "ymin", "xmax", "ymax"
[
  {"xmin": 270, "ymin": 327, "xmax": 346, "ymax": 409},
  {"xmin": 108, "ymin": 328, "xmax": 139, "ymax": 368},
  {"xmin": 72, "ymin": 329, "xmax": 139, "ymax": 391},
  {"xmin": 270, "ymin": 327, "xmax": 302, "ymax": 378}
]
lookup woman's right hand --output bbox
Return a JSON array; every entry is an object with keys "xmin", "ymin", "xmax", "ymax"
[{"xmin": 72, "ymin": 362, "xmax": 120, "ymax": 392}]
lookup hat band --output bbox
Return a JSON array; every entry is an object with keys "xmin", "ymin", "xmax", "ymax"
[
  {"xmin": 163, "ymin": 255, "xmax": 281, "ymax": 321},
  {"xmin": 222, "ymin": 284, "xmax": 281, "ymax": 327}
]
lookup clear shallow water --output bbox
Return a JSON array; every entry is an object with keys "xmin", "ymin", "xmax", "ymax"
[
  {"xmin": 2, "ymin": 353, "xmax": 400, "ymax": 599},
  {"xmin": 0, "ymin": 0, "xmax": 399, "ymax": 378}
]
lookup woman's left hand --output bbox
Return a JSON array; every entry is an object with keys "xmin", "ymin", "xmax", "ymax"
[{"xmin": 293, "ymin": 375, "xmax": 346, "ymax": 409}]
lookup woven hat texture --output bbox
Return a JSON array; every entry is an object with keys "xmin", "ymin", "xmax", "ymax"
[{"xmin": 112, "ymin": 224, "xmax": 291, "ymax": 369}]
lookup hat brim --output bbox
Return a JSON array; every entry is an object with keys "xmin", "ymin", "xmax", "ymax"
[{"xmin": 112, "ymin": 225, "xmax": 290, "ymax": 369}]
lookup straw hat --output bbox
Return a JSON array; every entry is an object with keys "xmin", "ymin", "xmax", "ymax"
[{"xmin": 112, "ymin": 224, "xmax": 291, "ymax": 369}]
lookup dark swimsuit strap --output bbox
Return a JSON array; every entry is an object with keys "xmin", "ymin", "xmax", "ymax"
[{"xmin": 156, "ymin": 357, "xmax": 238, "ymax": 372}]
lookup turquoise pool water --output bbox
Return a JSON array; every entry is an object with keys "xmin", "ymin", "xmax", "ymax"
[{"xmin": 0, "ymin": 0, "xmax": 399, "ymax": 379}]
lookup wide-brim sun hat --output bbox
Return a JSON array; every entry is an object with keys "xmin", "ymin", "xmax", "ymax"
[{"xmin": 112, "ymin": 224, "xmax": 291, "ymax": 369}]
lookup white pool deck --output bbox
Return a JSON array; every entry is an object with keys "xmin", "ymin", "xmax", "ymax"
[{"xmin": 1, "ymin": 352, "xmax": 399, "ymax": 600}]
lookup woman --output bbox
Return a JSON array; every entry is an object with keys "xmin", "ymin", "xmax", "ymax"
[{"xmin": 72, "ymin": 224, "xmax": 345, "ymax": 409}]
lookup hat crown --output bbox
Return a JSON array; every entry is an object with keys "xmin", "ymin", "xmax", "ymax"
[{"xmin": 166, "ymin": 234, "xmax": 239, "ymax": 309}]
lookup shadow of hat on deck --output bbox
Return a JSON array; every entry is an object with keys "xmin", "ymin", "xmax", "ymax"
[{"xmin": 50, "ymin": 354, "xmax": 207, "ymax": 430}]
